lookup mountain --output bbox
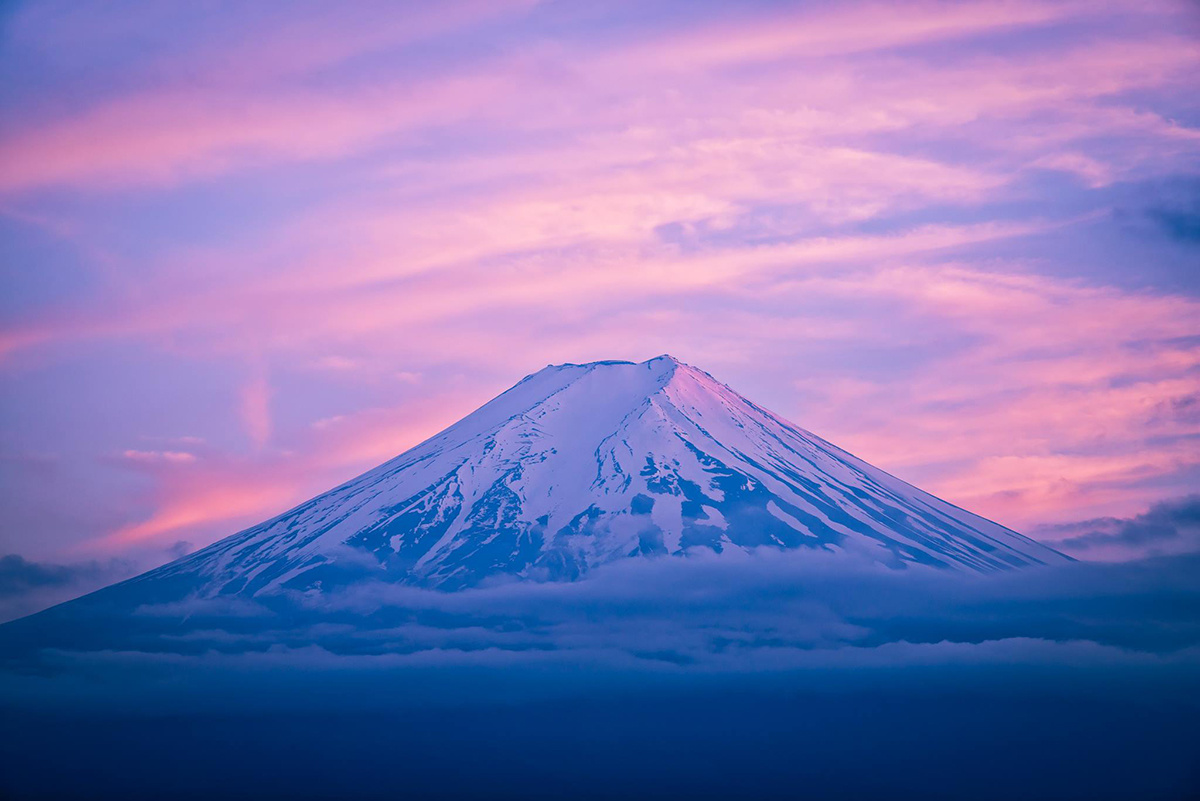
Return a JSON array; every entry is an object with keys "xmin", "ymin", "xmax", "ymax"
[{"xmin": 132, "ymin": 355, "xmax": 1064, "ymax": 599}]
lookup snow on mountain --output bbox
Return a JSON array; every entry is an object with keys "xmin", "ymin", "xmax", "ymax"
[{"xmin": 136, "ymin": 355, "xmax": 1065, "ymax": 597}]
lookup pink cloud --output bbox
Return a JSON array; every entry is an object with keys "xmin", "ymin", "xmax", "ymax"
[
  {"xmin": 779, "ymin": 265, "xmax": 1200, "ymax": 527},
  {"xmin": 0, "ymin": 73, "xmax": 517, "ymax": 192},
  {"xmin": 611, "ymin": 0, "xmax": 1090, "ymax": 71},
  {"xmin": 121, "ymin": 450, "xmax": 197, "ymax": 464},
  {"xmin": 0, "ymin": 214, "xmax": 1053, "ymax": 368},
  {"xmin": 1, "ymin": 0, "xmax": 1192, "ymax": 198},
  {"xmin": 91, "ymin": 393, "xmax": 476, "ymax": 552},
  {"xmin": 239, "ymin": 373, "xmax": 273, "ymax": 451},
  {"xmin": 0, "ymin": 0, "xmax": 539, "ymax": 191}
]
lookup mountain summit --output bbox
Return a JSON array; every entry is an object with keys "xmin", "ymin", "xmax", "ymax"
[{"xmin": 144, "ymin": 355, "xmax": 1064, "ymax": 595}]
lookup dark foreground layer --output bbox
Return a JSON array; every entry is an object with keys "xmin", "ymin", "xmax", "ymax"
[{"xmin": 2, "ymin": 678, "xmax": 1198, "ymax": 800}]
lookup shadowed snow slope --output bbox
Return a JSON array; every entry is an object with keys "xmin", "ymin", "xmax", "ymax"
[{"xmin": 128, "ymin": 355, "xmax": 1065, "ymax": 596}]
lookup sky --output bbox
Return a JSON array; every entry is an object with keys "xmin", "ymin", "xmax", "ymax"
[{"xmin": 1, "ymin": 0, "xmax": 1199, "ymax": 607}]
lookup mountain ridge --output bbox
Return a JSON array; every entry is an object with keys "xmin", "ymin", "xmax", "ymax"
[{"xmin": 121, "ymin": 354, "xmax": 1065, "ymax": 598}]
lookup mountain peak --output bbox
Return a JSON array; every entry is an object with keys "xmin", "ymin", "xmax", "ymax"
[
  {"xmin": 149, "ymin": 358, "xmax": 1066, "ymax": 594},
  {"xmin": 540, "ymin": 354, "xmax": 685, "ymax": 372}
]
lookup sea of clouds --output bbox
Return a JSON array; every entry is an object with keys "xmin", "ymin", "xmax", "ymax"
[{"xmin": 1, "ymin": 547, "xmax": 1198, "ymax": 799}]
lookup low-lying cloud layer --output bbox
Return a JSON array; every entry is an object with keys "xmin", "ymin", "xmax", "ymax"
[
  {"xmin": 1036, "ymin": 493, "xmax": 1200, "ymax": 560},
  {"xmin": 0, "ymin": 554, "xmax": 141, "ymax": 624},
  {"xmin": 4, "ymin": 546, "xmax": 1197, "ymax": 685},
  {"xmin": 2, "ymin": 547, "xmax": 1197, "ymax": 799}
]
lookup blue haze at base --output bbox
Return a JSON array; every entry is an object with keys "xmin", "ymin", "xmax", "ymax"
[
  {"xmin": 1, "ymin": 553, "xmax": 1198, "ymax": 800},
  {"xmin": 1, "ymin": 683, "xmax": 1197, "ymax": 800}
]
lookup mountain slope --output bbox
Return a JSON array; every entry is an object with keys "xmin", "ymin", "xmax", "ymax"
[{"xmin": 139, "ymin": 355, "xmax": 1064, "ymax": 596}]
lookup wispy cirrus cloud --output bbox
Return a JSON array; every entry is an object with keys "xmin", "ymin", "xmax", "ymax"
[
  {"xmin": 0, "ymin": 0, "xmax": 1193, "ymax": 197},
  {"xmin": 93, "ymin": 392, "xmax": 477, "ymax": 552}
]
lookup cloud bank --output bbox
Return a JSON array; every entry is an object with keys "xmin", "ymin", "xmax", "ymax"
[
  {"xmin": 1037, "ymin": 493, "xmax": 1200, "ymax": 560},
  {"xmin": 2, "ymin": 547, "xmax": 1197, "ymax": 798}
]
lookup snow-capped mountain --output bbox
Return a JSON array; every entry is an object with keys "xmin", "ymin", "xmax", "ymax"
[{"xmin": 142, "ymin": 355, "xmax": 1065, "ymax": 595}]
